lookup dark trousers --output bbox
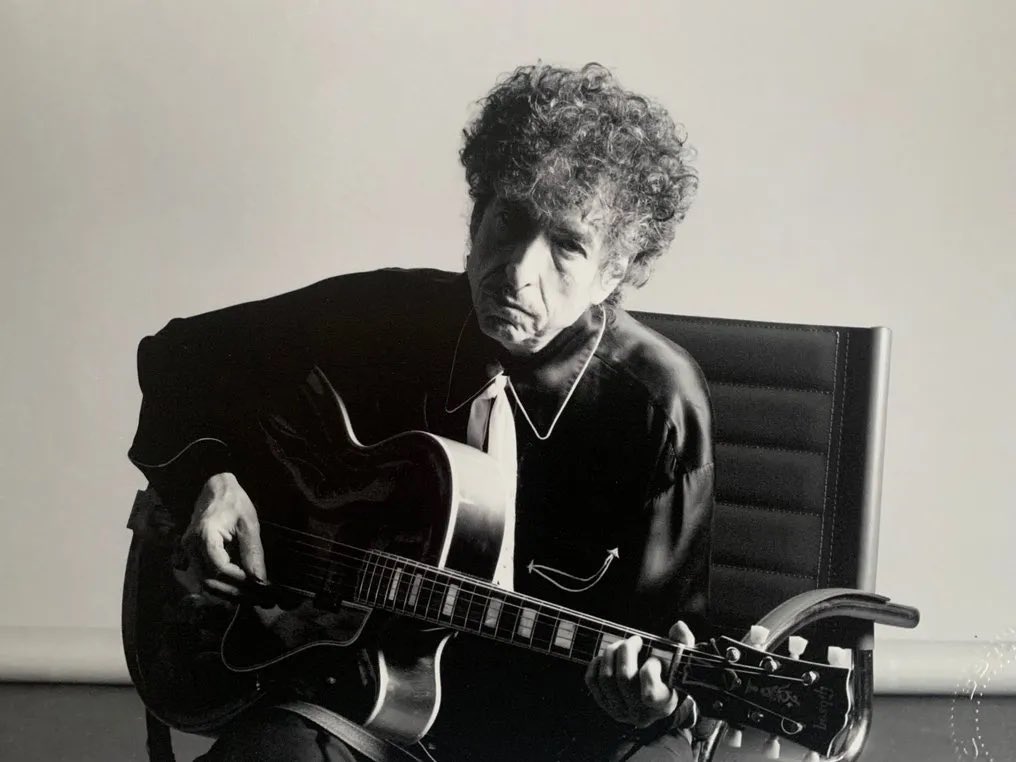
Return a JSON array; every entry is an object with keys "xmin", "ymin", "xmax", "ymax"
[
  {"xmin": 197, "ymin": 708, "xmax": 366, "ymax": 762},
  {"xmin": 197, "ymin": 707, "xmax": 693, "ymax": 762}
]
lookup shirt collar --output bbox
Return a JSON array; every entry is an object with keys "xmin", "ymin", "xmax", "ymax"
[{"xmin": 444, "ymin": 302, "xmax": 606, "ymax": 436}]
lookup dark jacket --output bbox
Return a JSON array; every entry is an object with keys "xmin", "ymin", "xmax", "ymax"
[{"xmin": 128, "ymin": 268, "xmax": 714, "ymax": 760}]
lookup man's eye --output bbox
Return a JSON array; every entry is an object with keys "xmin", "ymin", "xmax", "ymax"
[
  {"xmin": 494, "ymin": 211, "xmax": 519, "ymax": 238},
  {"xmin": 553, "ymin": 238, "xmax": 584, "ymax": 256},
  {"xmin": 496, "ymin": 207, "xmax": 520, "ymax": 228}
]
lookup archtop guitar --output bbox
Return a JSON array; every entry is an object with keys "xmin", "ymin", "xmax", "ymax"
[{"xmin": 122, "ymin": 367, "xmax": 853, "ymax": 757}]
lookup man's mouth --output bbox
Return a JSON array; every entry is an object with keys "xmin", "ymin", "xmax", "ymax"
[{"xmin": 486, "ymin": 294, "xmax": 534, "ymax": 318}]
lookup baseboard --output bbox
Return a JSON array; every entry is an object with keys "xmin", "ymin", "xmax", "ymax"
[
  {"xmin": 0, "ymin": 627, "xmax": 1013, "ymax": 694},
  {"xmin": 0, "ymin": 627, "xmax": 129, "ymax": 683},
  {"xmin": 874, "ymin": 638, "xmax": 1016, "ymax": 694}
]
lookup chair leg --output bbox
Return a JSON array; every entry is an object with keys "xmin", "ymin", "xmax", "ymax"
[
  {"xmin": 145, "ymin": 710, "xmax": 176, "ymax": 762},
  {"xmin": 829, "ymin": 648, "xmax": 873, "ymax": 762},
  {"xmin": 692, "ymin": 719, "xmax": 724, "ymax": 762}
]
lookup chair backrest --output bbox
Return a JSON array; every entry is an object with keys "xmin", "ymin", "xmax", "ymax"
[{"xmin": 631, "ymin": 312, "xmax": 891, "ymax": 637}]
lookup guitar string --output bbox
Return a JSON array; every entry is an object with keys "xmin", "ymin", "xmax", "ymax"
[
  {"xmin": 260, "ymin": 523, "xmax": 786, "ymax": 674},
  {"xmin": 255, "ymin": 535, "xmax": 735, "ymax": 671},
  {"xmin": 259, "ymin": 523, "xmax": 729, "ymax": 666},
  {"xmin": 260, "ymin": 523, "xmax": 840, "ymax": 686},
  {"xmin": 261, "ymin": 519, "xmax": 715, "ymax": 652},
  {"xmin": 252, "ymin": 525, "xmax": 803, "ymax": 677},
  {"xmin": 242, "ymin": 540, "xmax": 834, "ymax": 731},
  {"xmin": 270, "ymin": 559, "xmax": 813, "ymax": 691},
  {"xmin": 265, "ymin": 553, "xmax": 749, "ymax": 675},
  {"xmin": 261, "ymin": 563, "xmax": 826, "ymax": 740}
]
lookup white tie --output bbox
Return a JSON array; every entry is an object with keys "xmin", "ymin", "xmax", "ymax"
[{"xmin": 466, "ymin": 373, "xmax": 517, "ymax": 590}]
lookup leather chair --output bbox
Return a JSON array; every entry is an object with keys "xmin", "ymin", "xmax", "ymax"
[
  {"xmin": 630, "ymin": 312, "xmax": 920, "ymax": 761},
  {"xmin": 129, "ymin": 312, "xmax": 920, "ymax": 762}
]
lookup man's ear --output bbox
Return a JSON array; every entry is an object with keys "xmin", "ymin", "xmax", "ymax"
[{"xmin": 592, "ymin": 257, "xmax": 629, "ymax": 304}]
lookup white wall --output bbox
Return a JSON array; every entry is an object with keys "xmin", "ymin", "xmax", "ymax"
[{"xmin": 1, "ymin": 1, "xmax": 1013, "ymax": 690}]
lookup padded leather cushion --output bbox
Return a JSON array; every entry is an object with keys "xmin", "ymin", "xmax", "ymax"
[{"xmin": 631, "ymin": 313, "xmax": 872, "ymax": 633}]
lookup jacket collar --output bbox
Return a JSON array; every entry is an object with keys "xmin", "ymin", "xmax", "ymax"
[{"xmin": 444, "ymin": 301, "xmax": 606, "ymax": 436}]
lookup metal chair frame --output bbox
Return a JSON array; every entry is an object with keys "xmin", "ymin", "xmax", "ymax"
[{"xmin": 630, "ymin": 313, "xmax": 919, "ymax": 761}]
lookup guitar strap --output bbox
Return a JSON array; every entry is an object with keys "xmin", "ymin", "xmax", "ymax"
[{"xmin": 274, "ymin": 701, "xmax": 425, "ymax": 762}]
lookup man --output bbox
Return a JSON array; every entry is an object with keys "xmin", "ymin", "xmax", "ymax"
[{"xmin": 128, "ymin": 62, "xmax": 713, "ymax": 761}]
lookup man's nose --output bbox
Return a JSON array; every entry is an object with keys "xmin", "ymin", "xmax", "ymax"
[{"xmin": 502, "ymin": 233, "xmax": 548, "ymax": 291}]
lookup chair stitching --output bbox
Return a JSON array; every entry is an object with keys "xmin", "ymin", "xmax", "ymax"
[
  {"xmin": 826, "ymin": 331, "xmax": 849, "ymax": 585},
  {"xmin": 709, "ymin": 379, "xmax": 833, "ymax": 395},
  {"xmin": 716, "ymin": 500, "xmax": 822, "ymax": 517},
  {"xmin": 816, "ymin": 330, "xmax": 840, "ymax": 588},
  {"xmin": 715, "ymin": 440, "xmax": 825, "ymax": 457},
  {"xmin": 713, "ymin": 562, "xmax": 817, "ymax": 580},
  {"xmin": 635, "ymin": 313, "xmax": 841, "ymax": 334}
]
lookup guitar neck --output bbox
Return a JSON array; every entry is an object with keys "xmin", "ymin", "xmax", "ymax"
[
  {"xmin": 258, "ymin": 524, "xmax": 851, "ymax": 757},
  {"xmin": 352, "ymin": 549, "xmax": 682, "ymax": 674}
]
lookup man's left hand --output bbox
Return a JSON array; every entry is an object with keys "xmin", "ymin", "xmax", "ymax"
[{"xmin": 585, "ymin": 620, "xmax": 695, "ymax": 728}]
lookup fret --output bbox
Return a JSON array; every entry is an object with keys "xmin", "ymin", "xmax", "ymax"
[
  {"xmin": 441, "ymin": 583, "xmax": 460, "ymax": 619},
  {"xmin": 368, "ymin": 554, "xmax": 386, "ymax": 604},
  {"xmin": 354, "ymin": 555, "xmax": 671, "ymax": 673},
  {"xmin": 422, "ymin": 571, "xmax": 445, "ymax": 622},
  {"xmin": 371, "ymin": 557, "xmax": 393, "ymax": 605},
  {"xmin": 572, "ymin": 622, "xmax": 601, "ymax": 661},
  {"xmin": 386, "ymin": 567, "xmax": 403, "ymax": 603},
  {"xmin": 448, "ymin": 581, "xmax": 472, "ymax": 628},
  {"xmin": 483, "ymin": 596, "xmax": 504, "ymax": 629},
  {"xmin": 516, "ymin": 607, "xmax": 537, "ymax": 639},
  {"xmin": 365, "ymin": 554, "xmax": 379, "ymax": 603},
  {"xmin": 276, "ymin": 535, "xmax": 684, "ymax": 686},
  {"xmin": 383, "ymin": 558, "xmax": 398, "ymax": 604},
  {"xmin": 649, "ymin": 645, "xmax": 675, "ymax": 672},
  {"xmin": 407, "ymin": 573, "xmax": 423, "ymax": 609},
  {"xmin": 399, "ymin": 568, "xmax": 423, "ymax": 615},
  {"xmin": 552, "ymin": 619, "xmax": 576, "ymax": 651},
  {"xmin": 457, "ymin": 582, "xmax": 487, "ymax": 633},
  {"xmin": 646, "ymin": 646, "xmax": 678, "ymax": 674},
  {"xmin": 388, "ymin": 566, "xmax": 407, "ymax": 611},
  {"xmin": 530, "ymin": 608, "xmax": 558, "ymax": 652},
  {"xmin": 360, "ymin": 553, "xmax": 377, "ymax": 603},
  {"xmin": 494, "ymin": 596, "xmax": 522, "ymax": 642},
  {"xmin": 355, "ymin": 552, "xmax": 371, "ymax": 602},
  {"xmin": 597, "ymin": 631, "xmax": 624, "ymax": 657}
]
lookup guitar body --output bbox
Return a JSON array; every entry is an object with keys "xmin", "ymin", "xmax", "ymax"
[{"xmin": 122, "ymin": 369, "xmax": 508, "ymax": 742}]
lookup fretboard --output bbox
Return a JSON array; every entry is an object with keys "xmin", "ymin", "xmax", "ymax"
[{"xmin": 352, "ymin": 549, "xmax": 680, "ymax": 672}]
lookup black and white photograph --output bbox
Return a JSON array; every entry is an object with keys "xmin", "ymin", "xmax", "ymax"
[{"xmin": 1, "ymin": 2, "xmax": 1013, "ymax": 760}]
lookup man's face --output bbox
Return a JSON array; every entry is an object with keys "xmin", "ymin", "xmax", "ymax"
[{"xmin": 466, "ymin": 197, "xmax": 625, "ymax": 356}]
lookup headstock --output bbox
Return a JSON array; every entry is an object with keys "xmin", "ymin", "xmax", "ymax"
[{"xmin": 678, "ymin": 635, "xmax": 852, "ymax": 756}]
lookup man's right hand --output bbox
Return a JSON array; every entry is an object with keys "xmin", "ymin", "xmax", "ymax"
[{"xmin": 181, "ymin": 472, "xmax": 269, "ymax": 600}]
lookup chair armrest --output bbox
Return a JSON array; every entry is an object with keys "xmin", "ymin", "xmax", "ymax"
[
  {"xmin": 752, "ymin": 588, "xmax": 920, "ymax": 651},
  {"xmin": 695, "ymin": 589, "xmax": 919, "ymax": 762}
]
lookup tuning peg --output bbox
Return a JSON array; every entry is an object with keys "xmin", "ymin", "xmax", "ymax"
[
  {"xmin": 724, "ymin": 727, "xmax": 742, "ymax": 748},
  {"xmin": 787, "ymin": 635, "xmax": 808, "ymax": 659},
  {"xmin": 763, "ymin": 735, "xmax": 781, "ymax": 759},
  {"xmin": 827, "ymin": 646, "xmax": 853, "ymax": 668},
  {"xmin": 747, "ymin": 625, "xmax": 770, "ymax": 646},
  {"xmin": 802, "ymin": 752, "xmax": 822, "ymax": 762}
]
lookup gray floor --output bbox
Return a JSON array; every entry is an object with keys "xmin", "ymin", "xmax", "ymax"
[{"xmin": 0, "ymin": 684, "xmax": 1012, "ymax": 761}]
